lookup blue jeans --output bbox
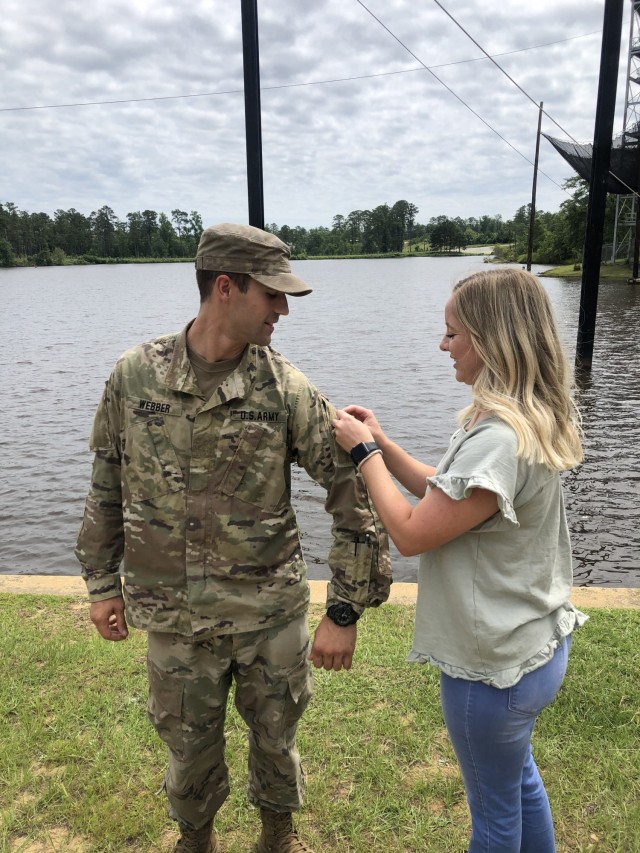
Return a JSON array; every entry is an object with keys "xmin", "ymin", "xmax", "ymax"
[{"xmin": 440, "ymin": 636, "xmax": 571, "ymax": 853}]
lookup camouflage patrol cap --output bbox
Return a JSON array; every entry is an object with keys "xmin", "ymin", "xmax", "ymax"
[{"xmin": 195, "ymin": 222, "xmax": 312, "ymax": 296}]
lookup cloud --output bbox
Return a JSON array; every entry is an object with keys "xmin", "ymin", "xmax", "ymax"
[{"xmin": 0, "ymin": 0, "xmax": 628, "ymax": 229}]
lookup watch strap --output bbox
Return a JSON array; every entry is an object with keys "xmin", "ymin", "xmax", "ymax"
[{"xmin": 349, "ymin": 441, "xmax": 380, "ymax": 467}]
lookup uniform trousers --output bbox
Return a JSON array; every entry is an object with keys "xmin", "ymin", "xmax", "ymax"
[
  {"xmin": 440, "ymin": 635, "xmax": 571, "ymax": 853},
  {"xmin": 146, "ymin": 613, "xmax": 313, "ymax": 830}
]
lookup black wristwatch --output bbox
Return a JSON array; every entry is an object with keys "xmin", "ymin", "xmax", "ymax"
[
  {"xmin": 326, "ymin": 602, "xmax": 361, "ymax": 627},
  {"xmin": 349, "ymin": 441, "xmax": 379, "ymax": 467}
]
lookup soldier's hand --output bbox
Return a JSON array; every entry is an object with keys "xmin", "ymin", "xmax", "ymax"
[
  {"xmin": 90, "ymin": 597, "xmax": 129, "ymax": 641},
  {"xmin": 309, "ymin": 615, "xmax": 357, "ymax": 671}
]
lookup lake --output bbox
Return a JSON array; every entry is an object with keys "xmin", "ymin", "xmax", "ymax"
[{"xmin": 1, "ymin": 257, "xmax": 638, "ymax": 586}]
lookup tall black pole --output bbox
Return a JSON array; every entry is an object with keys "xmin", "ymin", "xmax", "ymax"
[
  {"xmin": 576, "ymin": 0, "xmax": 623, "ymax": 370},
  {"xmin": 527, "ymin": 101, "xmax": 543, "ymax": 272},
  {"xmin": 241, "ymin": 0, "xmax": 265, "ymax": 229}
]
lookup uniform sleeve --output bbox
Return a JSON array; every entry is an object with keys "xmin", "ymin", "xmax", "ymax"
[
  {"xmin": 74, "ymin": 370, "xmax": 125, "ymax": 601},
  {"xmin": 428, "ymin": 422, "xmax": 520, "ymax": 527},
  {"xmin": 290, "ymin": 381, "xmax": 391, "ymax": 611}
]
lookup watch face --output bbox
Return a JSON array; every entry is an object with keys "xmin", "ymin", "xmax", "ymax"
[
  {"xmin": 333, "ymin": 610, "xmax": 352, "ymax": 626},
  {"xmin": 350, "ymin": 441, "xmax": 378, "ymax": 467},
  {"xmin": 327, "ymin": 603, "xmax": 359, "ymax": 626}
]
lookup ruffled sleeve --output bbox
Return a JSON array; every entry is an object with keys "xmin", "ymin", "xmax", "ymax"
[{"xmin": 426, "ymin": 418, "xmax": 522, "ymax": 528}]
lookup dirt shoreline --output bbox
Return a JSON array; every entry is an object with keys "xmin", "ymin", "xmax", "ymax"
[{"xmin": 1, "ymin": 574, "xmax": 639, "ymax": 609}]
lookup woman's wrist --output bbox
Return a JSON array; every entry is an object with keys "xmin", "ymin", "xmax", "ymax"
[
  {"xmin": 349, "ymin": 441, "xmax": 380, "ymax": 468},
  {"xmin": 357, "ymin": 447, "xmax": 383, "ymax": 472}
]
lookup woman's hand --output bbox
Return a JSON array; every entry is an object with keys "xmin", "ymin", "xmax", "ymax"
[
  {"xmin": 342, "ymin": 405, "xmax": 386, "ymax": 444},
  {"xmin": 333, "ymin": 408, "xmax": 376, "ymax": 453}
]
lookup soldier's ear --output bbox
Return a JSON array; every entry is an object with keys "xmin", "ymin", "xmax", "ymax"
[{"xmin": 215, "ymin": 275, "xmax": 233, "ymax": 301}]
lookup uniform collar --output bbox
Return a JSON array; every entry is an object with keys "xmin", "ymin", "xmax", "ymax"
[{"xmin": 164, "ymin": 322, "xmax": 259, "ymax": 405}]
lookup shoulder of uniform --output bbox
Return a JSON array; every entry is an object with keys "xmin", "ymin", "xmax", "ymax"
[
  {"xmin": 115, "ymin": 331, "xmax": 180, "ymax": 370},
  {"xmin": 257, "ymin": 345, "xmax": 310, "ymax": 386}
]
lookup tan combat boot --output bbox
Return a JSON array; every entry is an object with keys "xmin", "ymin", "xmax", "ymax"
[
  {"xmin": 256, "ymin": 808, "xmax": 314, "ymax": 853},
  {"xmin": 173, "ymin": 819, "xmax": 220, "ymax": 853}
]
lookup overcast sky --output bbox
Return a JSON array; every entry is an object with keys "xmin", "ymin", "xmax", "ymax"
[{"xmin": 0, "ymin": 0, "xmax": 630, "ymax": 230}]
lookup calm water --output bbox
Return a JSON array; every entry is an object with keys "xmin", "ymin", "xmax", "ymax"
[{"xmin": 1, "ymin": 258, "xmax": 638, "ymax": 586}]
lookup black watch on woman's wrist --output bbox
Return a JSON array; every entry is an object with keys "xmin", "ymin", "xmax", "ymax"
[
  {"xmin": 326, "ymin": 602, "xmax": 360, "ymax": 626},
  {"xmin": 349, "ymin": 441, "xmax": 379, "ymax": 467}
]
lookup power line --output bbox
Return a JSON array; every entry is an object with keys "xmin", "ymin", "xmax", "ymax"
[
  {"xmin": 354, "ymin": 0, "xmax": 566, "ymax": 192},
  {"xmin": 432, "ymin": 0, "xmax": 580, "ymax": 144},
  {"xmin": 430, "ymin": 30, "xmax": 600, "ymax": 69},
  {"xmin": 0, "ymin": 88, "xmax": 242, "ymax": 113},
  {"xmin": 0, "ymin": 29, "xmax": 600, "ymax": 114},
  {"xmin": 430, "ymin": 0, "xmax": 638, "ymax": 199}
]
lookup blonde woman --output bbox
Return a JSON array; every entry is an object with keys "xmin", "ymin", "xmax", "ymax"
[{"xmin": 332, "ymin": 269, "xmax": 586, "ymax": 853}]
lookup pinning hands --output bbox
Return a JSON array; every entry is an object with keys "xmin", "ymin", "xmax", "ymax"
[{"xmin": 333, "ymin": 405, "xmax": 384, "ymax": 453}]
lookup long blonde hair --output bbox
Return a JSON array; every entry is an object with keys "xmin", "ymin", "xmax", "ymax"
[{"xmin": 451, "ymin": 268, "xmax": 583, "ymax": 470}]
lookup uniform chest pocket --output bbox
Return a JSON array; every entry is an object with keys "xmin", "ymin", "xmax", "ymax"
[
  {"xmin": 123, "ymin": 415, "xmax": 185, "ymax": 501},
  {"xmin": 219, "ymin": 422, "xmax": 288, "ymax": 512}
]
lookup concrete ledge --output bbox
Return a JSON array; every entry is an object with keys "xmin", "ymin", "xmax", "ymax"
[{"xmin": 0, "ymin": 575, "xmax": 639, "ymax": 609}]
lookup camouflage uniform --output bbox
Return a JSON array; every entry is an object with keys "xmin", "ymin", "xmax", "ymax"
[{"xmin": 75, "ymin": 324, "xmax": 391, "ymax": 827}]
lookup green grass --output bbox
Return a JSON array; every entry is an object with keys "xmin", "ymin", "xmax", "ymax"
[
  {"xmin": 1, "ymin": 596, "xmax": 639, "ymax": 852},
  {"xmin": 543, "ymin": 261, "xmax": 634, "ymax": 280}
]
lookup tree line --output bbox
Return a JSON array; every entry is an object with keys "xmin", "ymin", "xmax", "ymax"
[
  {"xmin": 0, "ymin": 178, "xmax": 615, "ymax": 268},
  {"xmin": 0, "ymin": 204, "xmax": 203, "ymax": 267},
  {"xmin": 266, "ymin": 178, "xmax": 614, "ymax": 264}
]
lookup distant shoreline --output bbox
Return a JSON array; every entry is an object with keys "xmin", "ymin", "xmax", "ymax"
[
  {"xmin": 1, "ymin": 251, "xmax": 493, "ymax": 268},
  {"xmin": 3, "ymin": 253, "xmax": 634, "ymax": 276}
]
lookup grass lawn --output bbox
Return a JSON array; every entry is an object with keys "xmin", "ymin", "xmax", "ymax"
[
  {"xmin": 1, "ymin": 595, "xmax": 639, "ymax": 852},
  {"xmin": 543, "ymin": 262, "xmax": 634, "ymax": 280}
]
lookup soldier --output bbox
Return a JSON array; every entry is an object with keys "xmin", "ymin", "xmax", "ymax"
[{"xmin": 75, "ymin": 223, "xmax": 391, "ymax": 853}]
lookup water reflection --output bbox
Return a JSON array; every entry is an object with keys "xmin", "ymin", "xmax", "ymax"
[
  {"xmin": 0, "ymin": 260, "xmax": 638, "ymax": 586},
  {"xmin": 561, "ymin": 281, "xmax": 640, "ymax": 586}
]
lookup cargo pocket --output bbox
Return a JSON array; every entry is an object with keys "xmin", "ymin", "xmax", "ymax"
[
  {"xmin": 281, "ymin": 657, "xmax": 313, "ymax": 734},
  {"xmin": 147, "ymin": 659, "xmax": 185, "ymax": 757}
]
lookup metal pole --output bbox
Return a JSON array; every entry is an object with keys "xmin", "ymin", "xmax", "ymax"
[
  {"xmin": 241, "ymin": 0, "xmax": 265, "ymax": 229},
  {"xmin": 612, "ymin": 5, "xmax": 636, "ymax": 263},
  {"xmin": 633, "ymin": 172, "xmax": 640, "ymax": 278},
  {"xmin": 527, "ymin": 101, "xmax": 543, "ymax": 272},
  {"xmin": 576, "ymin": 0, "xmax": 624, "ymax": 370},
  {"xmin": 611, "ymin": 194, "xmax": 621, "ymax": 262}
]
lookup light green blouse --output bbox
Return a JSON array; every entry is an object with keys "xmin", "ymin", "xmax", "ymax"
[{"xmin": 408, "ymin": 417, "xmax": 587, "ymax": 688}]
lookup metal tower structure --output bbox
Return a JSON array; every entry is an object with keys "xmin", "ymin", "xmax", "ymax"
[{"xmin": 611, "ymin": 0, "xmax": 640, "ymax": 262}]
